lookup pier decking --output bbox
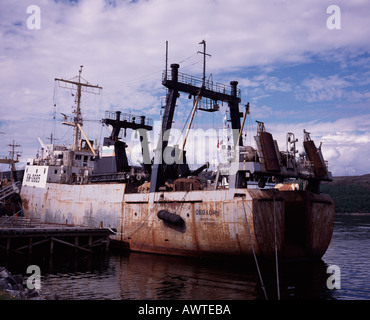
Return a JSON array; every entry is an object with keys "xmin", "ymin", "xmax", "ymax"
[{"xmin": 0, "ymin": 216, "xmax": 115, "ymax": 255}]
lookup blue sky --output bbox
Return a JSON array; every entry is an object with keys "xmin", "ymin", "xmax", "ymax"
[{"xmin": 0, "ymin": 0, "xmax": 369, "ymax": 176}]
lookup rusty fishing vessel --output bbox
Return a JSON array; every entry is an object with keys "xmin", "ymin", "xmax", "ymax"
[{"xmin": 20, "ymin": 46, "xmax": 335, "ymax": 260}]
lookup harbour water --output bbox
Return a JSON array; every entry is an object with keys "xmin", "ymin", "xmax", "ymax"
[{"xmin": 2, "ymin": 215, "xmax": 370, "ymax": 300}]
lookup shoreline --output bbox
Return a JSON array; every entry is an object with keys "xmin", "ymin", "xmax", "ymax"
[
  {"xmin": 335, "ymin": 212, "xmax": 370, "ymax": 216},
  {"xmin": 0, "ymin": 266, "xmax": 51, "ymax": 300}
]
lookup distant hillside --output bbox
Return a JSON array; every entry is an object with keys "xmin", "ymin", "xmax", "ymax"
[{"xmin": 321, "ymin": 174, "xmax": 370, "ymax": 213}]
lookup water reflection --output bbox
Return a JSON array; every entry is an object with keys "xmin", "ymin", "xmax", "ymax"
[
  {"xmin": 2, "ymin": 251, "xmax": 333, "ymax": 300},
  {"xmin": 33, "ymin": 253, "xmax": 260, "ymax": 300},
  {"xmin": 115, "ymin": 253, "xmax": 259, "ymax": 300},
  {"xmin": 322, "ymin": 215, "xmax": 370, "ymax": 300},
  {"xmin": 2, "ymin": 215, "xmax": 370, "ymax": 300}
]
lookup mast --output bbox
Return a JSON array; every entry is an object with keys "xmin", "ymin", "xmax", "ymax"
[
  {"xmin": 197, "ymin": 40, "xmax": 211, "ymax": 87},
  {"xmin": 74, "ymin": 66, "xmax": 83, "ymax": 150},
  {"xmin": 55, "ymin": 66, "xmax": 102, "ymax": 151},
  {"xmin": 0, "ymin": 140, "xmax": 21, "ymax": 182}
]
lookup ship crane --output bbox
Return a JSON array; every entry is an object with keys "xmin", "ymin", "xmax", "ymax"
[
  {"xmin": 101, "ymin": 111, "xmax": 153, "ymax": 175},
  {"xmin": 150, "ymin": 41, "xmax": 243, "ymax": 193},
  {"xmin": 150, "ymin": 41, "xmax": 332, "ymax": 194}
]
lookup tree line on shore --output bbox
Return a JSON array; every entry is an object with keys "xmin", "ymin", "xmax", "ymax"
[{"xmin": 321, "ymin": 174, "xmax": 370, "ymax": 214}]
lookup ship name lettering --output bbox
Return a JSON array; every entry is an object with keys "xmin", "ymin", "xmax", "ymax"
[
  {"xmin": 195, "ymin": 209, "xmax": 219, "ymax": 217},
  {"xmin": 26, "ymin": 173, "xmax": 41, "ymax": 183}
]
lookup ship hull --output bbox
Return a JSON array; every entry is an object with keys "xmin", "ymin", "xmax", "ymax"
[{"xmin": 20, "ymin": 180, "xmax": 335, "ymax": 260}]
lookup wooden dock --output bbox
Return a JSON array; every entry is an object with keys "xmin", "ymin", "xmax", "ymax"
[{"xmin": 0, "ymin": 216, "xmax": 115, "ymax": 255}]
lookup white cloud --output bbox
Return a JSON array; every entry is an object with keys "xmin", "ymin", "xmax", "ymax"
[
  {"xmin": 297, "ymin": 75, "xmax": 352, "ymax": 102},
  {"xmin": 1, "ymin": 0, "xmax": 370, "ymax": 176},
  {"xmin": 268, "ymin": 114, "xmax": 370, "ymax": 176},
  {"xmin": 240, "ymin": 74, "xmax": 293, "ymax": 93}
]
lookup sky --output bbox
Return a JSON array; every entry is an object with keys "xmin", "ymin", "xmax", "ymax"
[{"xmin": 0, "ymin": 0, "xmax": 369, "ymax": 176}]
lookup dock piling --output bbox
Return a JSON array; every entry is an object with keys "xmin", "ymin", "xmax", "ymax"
[{"xmin": 0, "ymin": 217, "xmax": 115, "ymax": 256}]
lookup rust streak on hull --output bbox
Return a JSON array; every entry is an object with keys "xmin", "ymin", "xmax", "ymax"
[{"xmin": 21, "ymin": 183, "xmax": 334, "ymax": 260}]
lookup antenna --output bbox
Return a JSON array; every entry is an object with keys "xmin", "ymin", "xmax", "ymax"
[
  {"xmin": 165, "ymin": 41, "xmax": 168, "ymax": 81},
  {"xmin": 7, "ymin": 140, "xmax": 21, "ymax": 161},
  {"xmin": 46, "ymin": 133, "xmax": 58, "ymax": 145},
  {"xmin": 197, "ymin": 40, "xmax": 211, "ymax": 87}
]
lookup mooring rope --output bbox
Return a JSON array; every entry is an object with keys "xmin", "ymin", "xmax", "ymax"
[
  {"xmin": 108, "ymin": 191, "xmax": 189, "ymax": 242},
  {"xmin": 241, "ymin": 197, "xmax": 268, "ymax": 300},
  {"xmin": 106, "ymin": 194, "xmax": 160, "ymax": 238},
  {"xmin": 136, "ymin": 190, "xmax": 190, "ymax": 252},
  {"xmin": 273, "ymin": 197, "xmax": 280, "ymax": 300}
]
